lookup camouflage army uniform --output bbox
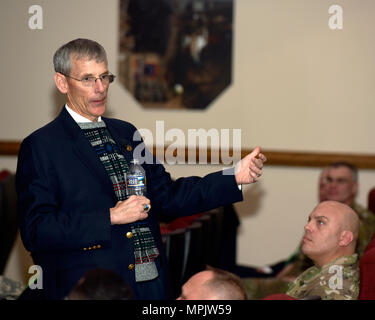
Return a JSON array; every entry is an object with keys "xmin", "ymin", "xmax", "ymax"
[
  {"xmin": 242, "ymin": 277, "xmax": 290, "ymax": 300},
  {"xmin": 0, "ymin": 276, "xmax": 24, "ymax": 300},
  {"xmin": 286, "ymin": 254, "xmax": 359, "ymax": 300},
  {"xmin": 242, "ymin": 202, "xmax": 374, "ymax": 299}
]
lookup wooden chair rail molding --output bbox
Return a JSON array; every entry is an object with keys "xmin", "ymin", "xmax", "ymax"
[{"xmin": 1, "ymin": 140, "xmax": 375, "ymax": 169}]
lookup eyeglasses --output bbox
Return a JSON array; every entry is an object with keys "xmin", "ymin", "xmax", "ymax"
[{"xmin": 63, "ymin": 73, "xmax": 116, "ymax": 87}]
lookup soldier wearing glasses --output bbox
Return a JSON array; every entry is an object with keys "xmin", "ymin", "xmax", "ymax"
[{"xmin": 16, "ymin": 38, "xmax": 266, "ymax": 300}]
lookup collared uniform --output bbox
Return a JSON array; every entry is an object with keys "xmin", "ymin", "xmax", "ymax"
[{"xmin": 286, "ymin": 254, "xmax": 359, "ymax": 300}]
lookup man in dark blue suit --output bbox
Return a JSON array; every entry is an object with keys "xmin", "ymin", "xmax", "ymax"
[{"xmin": 16, "ymin": 38, "xmax": 266, "ymax": 300}]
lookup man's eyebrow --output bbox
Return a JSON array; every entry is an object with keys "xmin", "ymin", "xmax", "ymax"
[
  {"xmin": 80, "ymin": 71, "xmax": 109, "ymax": 77},
  {"xmin": 314, "ymin": 215, "xmax": 329, "ymax": 221}
]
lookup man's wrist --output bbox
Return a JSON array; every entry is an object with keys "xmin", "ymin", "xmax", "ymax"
[{"xmin": 109, "ymin": 208, "xmax": 117, "ymax": 225}]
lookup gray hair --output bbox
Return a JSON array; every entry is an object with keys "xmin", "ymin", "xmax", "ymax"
[
  {"xmin": 53, "ymin": 38, "xmax": 108, "ymax": 75},
  {"xmin": 329, "ymin": 161, "xmax": 358, "ymax": 182}
]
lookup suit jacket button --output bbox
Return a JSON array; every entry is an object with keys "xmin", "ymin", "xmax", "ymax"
[
  {"xmin": 93, "ymin": 245, "xmax": 97, "ymax": 249},
  {"xmin": 97, "ymin": 244, "xmax": 101, "ymax": 249},
  {"xmin": 126, "ymin": 232, "xmax": 133, "ymax": 239},
  {"xmin": 128, "ymin": 264, "xmax": 135, "ymax": 270},
  {"xmin": 126, "ymin": 145, "xmax": 132, "ymax": 152},
  {"xmin": 83, "ymin": 248, "xmax": 87, "ymax": 251}
]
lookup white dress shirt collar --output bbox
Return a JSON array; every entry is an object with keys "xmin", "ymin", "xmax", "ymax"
[{"xmin": 65, "ymin": 104, "xmax": 102, "ymax": 123}]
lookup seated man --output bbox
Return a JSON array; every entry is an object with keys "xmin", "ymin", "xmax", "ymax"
[
  {"xmin": 279, "ymin": 161, "xmax": 375, "ymax": 282},
  {"xmin": 238, "ymin": 167, "xmax": 330, "ymax": 279},
  {"xmin": 241, "ymin": 167, "xmax": 330, "ymax": 298},
  {"xmin": 286, "ymin": 201, "xmax": 360, "ymax": 300},
  {"xmin": 177, "ymin": 266, "xmax": 246, "ymax": 300},
  {"xmin": 274, "ymin": 166, "xmax": 330, "ymax": 281},
  {"xmin": 243, "ymin": 163, "xmax": 372, "ymax": 299}
]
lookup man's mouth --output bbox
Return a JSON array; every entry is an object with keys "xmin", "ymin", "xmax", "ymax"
[
  {"xmin": 328, "ymin": 189, "xmax": 338, "ymax": 196},
  {"xmin": 91, "ymin": 97, "xmax": 106, "ymax": 104}
]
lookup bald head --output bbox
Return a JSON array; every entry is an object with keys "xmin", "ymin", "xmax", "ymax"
[
  {"xmin": 321, "ymin": 201, "xmax": 359, "ymax": 241},
  {"xmin": 302, "ymin": 201, "xmax": 359, "ymax": 267},
  {"xmin": 334, "ymin": 202, "xmax": 360, "ymax": 241},
  {"xmin": 177, "ymin": 268, "xmax": 246, "ymax": 300}
]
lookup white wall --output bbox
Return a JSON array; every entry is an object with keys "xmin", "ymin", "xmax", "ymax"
[{"xmin": 1, "ymin": 0, "xmax": 375, "ymax": 283}]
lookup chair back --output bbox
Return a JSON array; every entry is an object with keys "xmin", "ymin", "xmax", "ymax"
[
  {"xmin": 182, "ymin": 221, "xmax": 204, "ymax": 283},
  {"xmin": 162, "ymin": 228, "xmax": 186, "ymax": 297},
  {"xmin": 359, "ymin": 233, "xmax": 375, "ymax": 300},
  {"xmin": 0, "ymin": 173, "xmax": 18, "ymax": 274},
  {"xmin": 368, "ymin": 187, "xmax": 375, "ymax": 214}
]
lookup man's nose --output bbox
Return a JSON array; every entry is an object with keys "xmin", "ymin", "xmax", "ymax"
[
  {"xmin": 327, "ymin": 183, "xmax": 337, "ymax": 192},
  {"xmin": 304, "ymin": 222, "xmax": 311, "ymax": 232},
  {"xmin": 94, "ymin": 78, "xmax": 105, "ymax": 93}
]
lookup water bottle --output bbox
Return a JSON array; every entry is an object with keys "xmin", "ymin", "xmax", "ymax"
[{"xmin": 126, "ymin": 159, "xmax": 147, "ymax": 196}]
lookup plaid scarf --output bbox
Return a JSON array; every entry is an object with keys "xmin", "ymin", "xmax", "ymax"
[{"xmin": 78, "ymin": 121, "xmax": 159, "ymax": 282}]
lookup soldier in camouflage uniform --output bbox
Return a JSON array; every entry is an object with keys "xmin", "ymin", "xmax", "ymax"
[
  {"xmin": 279, "ymin": 162, "xmax": 375, "ymax": 278},
  {"xmin": 286, "ymin": 201, "xmax": 360, "ymax": 300},
  {"xmin": 282, "ymin": 201, "xmax": 375, "ymax": 280},
  {"xmin": 242, "ymin": 163, "xmax": 373, "ymax": 299}
]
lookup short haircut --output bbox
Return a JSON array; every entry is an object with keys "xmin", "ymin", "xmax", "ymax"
[
  {"xmin": 53, "ymin": 38, "xmax": 108, "ymax": 75},
  {"xmin": 67, "ymin": 268, "xmax": 135, "ymax": 300},
  {"xmin": 205, "ymin": 266, "xmax": 247, "ymax": 300},
  {"xmin": 328, "ymin": 162, "xmax": 358, "ymax": 182}
]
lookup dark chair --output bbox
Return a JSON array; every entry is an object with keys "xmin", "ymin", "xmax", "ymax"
[
  {"xmin": 162, "ymin": 228, "xmax": 186, "ymax": 297},
  {"xmin": 206, "ymin": 208, "xmax": 224, "ymax": 267},
  {"xmin": 0, "ymin": 174, "xmax": 18, "ymax": 274},
  {"xmin": 197, "ymin": 214, "xmax": 213, "ymax": 267},
  {"xmin": 216, "ymin": 204, "xmax": 240, "ymax": 273},
  {"xmin": 359, "ymin": 233, "xmax": 375, "ymax": 300},
  {"xmin": 368, "ymin": 187, "xmax": 375, "ymax": 214},
  {"xmin": 181, "ymin": 221, "xmax": 204, "ymax": 283}
]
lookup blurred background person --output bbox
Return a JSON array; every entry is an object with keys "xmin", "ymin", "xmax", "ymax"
[{"xmin": 66, "ymin": 268, "xmax": 135, "ymax": 300}]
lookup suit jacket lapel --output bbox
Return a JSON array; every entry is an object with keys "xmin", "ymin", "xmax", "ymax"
[
  {"xmin": 103, "ymin": 118, "xmax": 135, "ymax": 165},
  {"xmin": 56, "ymin": 107, "xmax": 115, "ymax": 199}
]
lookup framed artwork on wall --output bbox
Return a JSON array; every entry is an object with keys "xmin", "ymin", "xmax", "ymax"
[{"xmin": 119, "ymin": 0, "xmax": 234, "ymax": 110}]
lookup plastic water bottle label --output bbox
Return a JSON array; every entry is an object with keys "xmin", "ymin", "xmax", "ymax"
[{"xmin": 127, "ymin": 174, "xmax": 146, "ymax": 188}]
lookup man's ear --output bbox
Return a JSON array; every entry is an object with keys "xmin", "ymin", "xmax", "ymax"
[
  {"xmin": 54, "ymin": 72, "xmax": 68, "ymax": 94},
  {"xmin": 339, "ymin": 230, "xmax": 354, "ymax": 247}
]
